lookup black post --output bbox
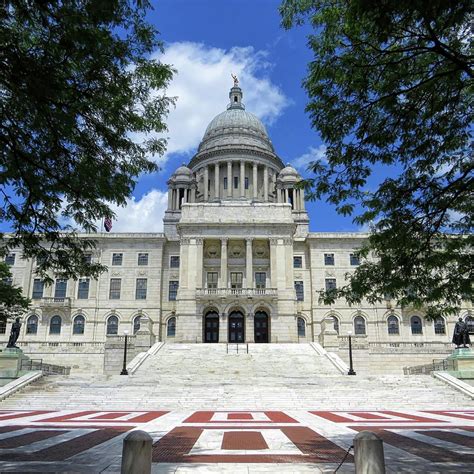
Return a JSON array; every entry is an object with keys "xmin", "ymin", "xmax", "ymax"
[
  {"xmin": 348, "ymin": 334, "xmax": 356, "ymax": 375},
  {"xmin": 120, "ymin": 333, "xmax": 129, "ymax": 375}
]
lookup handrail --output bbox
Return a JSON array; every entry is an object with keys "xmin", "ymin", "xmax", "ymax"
[
  {"xmin": 19, "ymin": 358, "xmax": 71, "ymax": 375},
  {"xmin": 403, "ymin": 358, "xmax": 455, "ymax": 375}
]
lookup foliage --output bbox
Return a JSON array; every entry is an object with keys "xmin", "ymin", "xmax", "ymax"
[
  {"xmin": 281, "ymin": 0, "xmax": 473, "ymax": 318},
  {"xmin": 0, "ymin": 262, "xmax": 30, "ymax": 322},
  {"xmin": 0, "ymin": 0, "xmax": 174, "ymax": 285}
]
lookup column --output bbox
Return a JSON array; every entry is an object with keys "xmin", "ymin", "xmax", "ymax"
[
  {"xmin": 252, "ymin": 163, "xmax": 258, "ymax": 199},
  {"xmin": 204, "ymin": 166, "xmax": 209, "ymax": 202},
  {"xmin": 167, "ymin": 187, "xmax": 173, "ymax": 210},
  {"xmin": 240, "ymin": 160, "xmax": 245, "ymax": 198},
  {"xmin": 264, "ymin": 166, "xmax": 269, "ymax": 201},
  {"xmin": 300, "ymin": 187, "xmax": 305, "ymax": 210},
  {"xmin": 246, "ymin": 238, "xmax": 253, "ymax": 288},
  {"xmin": 227, "ymin": 161, "xmax": 232, "ymax": 198},
  {"xmin": 284, "ymin": 188, "xmax": 289, "ymax": 204},
  {"xmin": 190, "ymin": 186, "xmax": 196, "ymax": 203},
  {"xmin": 220, "ymin": 238, "xmax": 228, "ymax": 288},
  {"xmin": 269, "ymin": 238, "xmax": 278, "ymax": 288},
  {"xmin": 214, "ymin": 163, "xmax": 219, "ymax": 199}
]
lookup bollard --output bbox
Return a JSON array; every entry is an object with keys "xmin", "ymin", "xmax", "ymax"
[
  {"xmin": 121, "ymin": 430, "xmax": 152, "ymax": 474},
  {"xmin": 354, "ymin": 430, "xmax": 385, "ymax": 474}
]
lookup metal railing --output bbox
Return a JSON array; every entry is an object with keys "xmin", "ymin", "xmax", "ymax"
[
  {"xmin": 197, "ymin": 288, "xmax": 277, "ymax": 298},
  {"xmin": 403, "ymin": 358, "xmax": 455, "ymax": 375},
  {"xmin": 226, "ymin": 343, "xmax": 249, "ymax": 354},
  {"xmin": 20, "ymin": 358, "xmax": 71, "ymax": 375}
]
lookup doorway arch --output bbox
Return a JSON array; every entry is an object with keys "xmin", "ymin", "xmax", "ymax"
[
  {"xmin": 204, "ymin": 311, "xmax": 219, "ymax": 343},
  {"xmin": 254, "ymin": 310, "xmax": 269, "ymax": 343},
  {"xmin": 228, "ymin": 310, "xmax": 245, "ymax": 342}
]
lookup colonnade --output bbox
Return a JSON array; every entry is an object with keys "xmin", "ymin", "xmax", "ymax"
[
  {"xmin": 276, "ymin": 187, "xmax": 305, "ymax": 210},
  {"xmin": 168, "ymin": 187, "xmax": 196, "ymax": 210}
]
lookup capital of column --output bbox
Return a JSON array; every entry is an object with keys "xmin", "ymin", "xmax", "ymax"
[
  {"xmin": 269, "ymin": 237, "xmax": 279, "ymax": 245},
  {"xmin": 221, "ymin": 237, "xmax": 228, "ymax": 246}
]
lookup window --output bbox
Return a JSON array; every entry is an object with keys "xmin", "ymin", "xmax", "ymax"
[
  {"xmin": 350, "ymin": 254, "xmax": 360, "ymax": 266},
  {"xmin": 293, "ymin": 256, "xmax": 302, "ymax": 268},
  {"xmin": 107, "ymin": 315, "xmax": 118, "ymax": 335},
  {"xmin": 133, "ymin": 316, "xmax": 141, "ymax": 334},
  {"xmin": 2, "ymin": 277, "xmax": 12, "ymax": 286},
  {"xmin": 167, "ymin": 317, "xmax": 176, "ymax": 337},
  {"xmin": 207, "ymin": 272, "xmax": 218, "ymax": 289},
  {"xmin": 36, "ymin": 255, "xmax": 47, "ymax": 266},
  {"xmin": 295, "ymin": 281, "xmax": 304, "ymax": 301},
  {"xmin": 466, "ymin": 316, "xmax": 474, "ymax": 334},
  {"xmin": 410, "ymin": 315, "xmax": 423, "ymax": 335},
  {"xmin": 4, "ymin": 254, "xmax": 15, "ymax": 266},
  {"xmin": 109, "ymin": 278, "xmax": 121, "ymax": 299},
  {"xmin": 324, "ymin": 253, "xmax": 335, "ymax": 265},
  {"xmin": 54, "ymin": 279, "xmax": 67, "ymax": 299},
  {"xmin": 233, "ymin": 176, "xmax": 238, "ymax": 189},
  {"xmin": 169, "ymin": 281, "xmax": 179, "ymax": 301},
  {"xmin": 50, "ymin": 315, "xmax": 62, "ymax": 335},
  {"xmin": 112, "ymin": 253, "xmax": 123, "ymax": 265},
  {"xmin": 255, "ymin": 272, "xmax": 266, "ymax": 289},
  {"xmin": 137, "ymin": 253, "xmax": 148, "ymax": 266},
  {"xmin": 224, "ymin": 177, "xmax": 228, "ymax": 190},
  {"xmin": 245, "ymin": 177, "xmax": 249, "ymax": 189},
  {"xmin": 26, "ymin": 315, "xmax": 38, "ymax": 335},
  {"xmin": 82, "ymin": 253, "xmax": 92, "ymax": 264},
  {"xmin": 230, "ymin": 272, "xmax": 243, "ymax": 289},
  {"xmin": 297, "ymin": 317, "xmax": 306, "ymax": 337},
  {"xmin": 170, "ymin": 256, "xmax": 180, "ymax": 268},
  {"xmin": 354, "ymin": 316, "xmax": 366, "ymax": 335},
  {"xmin": 77, "ymin": 278, "xmax": 90, "ymax": 299},
  {"xmin": 434, "ymin": 317, "xmax": 446, "ymax": 335},
  {"xmin": 0, "ymin": 320, "xmax": 6, "ymax": 334},
  {"xmin": 387, "ymin": 315, "xmax": 399, "ymax": 335},
  {"xmin": 332, "ymin": 316, "xmax": 340, "ymax": 334},
  {"xmin": 73, "ymin": 315, "xmax": 85, "ymax": 335},
  {"xmin": 325, "ymin": 278, "xmax": 337, "ymax": 291},
  {"xmin": 32, "ymin": 279, "xmax": 44, "ymax": 299},
  {"xmin": 135, "ymin": 278, "xmax": 147, "ymax": 300}
]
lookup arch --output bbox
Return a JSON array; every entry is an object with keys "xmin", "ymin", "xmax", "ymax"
[
  {"xmin": 464, "ymin": 314, "xmax": 474, "ymax": 334},
  {"xmin": 387, "ymin": 315, "xmax": 400, "ymax": 335},
  {"xmin": 410, "ymin": 315, "xmax": 423, "ymax": 335},
  {"xmin": 106, "ymin": 315, "xmax": 119, "ymax": 335},
  {"xmin": 297, "ymin": 316, "xmax": 306, "ymax": 338},
  {"xmin": 73, "ymin": 315, "xmax": 85, "ymax": 335},
  {"xmin": 433, "ymin": 316, "xmax": 446, "ymax": 335},
  {"xmin": 331, "ymin": 315, "xmax": 340, "ymax": 334},
  {"xmin": 204, "ymin": 310, "xmax": 219, "ymax": 343},
  {"xmin": 50, "ymin": 315, "xmax": 62, "ymax": 335},
  {"xmin": 228, "ymin": 310, "xmax": 245, "ymax": 342},
  {"xmin": 353, "ymin": 315, "xmax": 366, "ymax": 335},
  {"xmin": 133, "ymin": 315, "xmax": 141, "ymax": 334},
  {"xmin": 26, "ymin": 315, "xmax": 39, "ymax": 335},
  {"xmin": 254, "ymin": 310, "xmax": 269, "ymax": 343},
  {"xmin": 167, "ymin": 317, "xmax": 176, "ymax": 337}
]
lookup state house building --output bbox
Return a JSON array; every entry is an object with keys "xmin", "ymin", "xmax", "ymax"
[{"xmin": 3, "ymin": 84, "xmax": 472, "ymax": 350}]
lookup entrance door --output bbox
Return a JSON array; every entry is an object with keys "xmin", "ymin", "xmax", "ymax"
[
  {"xmin": 228, "ymin": 311, "xmax": 245, "ymax": 342},
  {"xmin": 254, "ymin": 311, "xmax": 269, "ymax": 343},
  {"xmin": 204, "ymin": 312, "xmax": 219, "ymax": 343}
]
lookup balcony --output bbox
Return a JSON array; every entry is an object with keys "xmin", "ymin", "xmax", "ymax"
[
  {"xmin": 39, "ymin": 297, "xmax": 72, "ymax": 308},
  {"xmin": 196, "ymin": 288, "xmax": 277, "ymax": 299}
]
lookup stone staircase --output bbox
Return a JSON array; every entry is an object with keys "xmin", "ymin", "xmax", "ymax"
[{"xmin": 0, "ymin": 343, "xmax": 470, "ymax": 410}]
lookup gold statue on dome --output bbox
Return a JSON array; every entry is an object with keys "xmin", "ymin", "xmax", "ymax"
[{"xmin": 231, "ymin": 73, "xmax": 239, "ymax": 87}]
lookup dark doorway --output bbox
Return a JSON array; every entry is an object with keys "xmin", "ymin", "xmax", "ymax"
[
  {"xmin": 254, "ymin": 311, "xmax": 269, "ymax": 343},
  {"xmin": 204, "ymin": 312, "xmax": 219, "ymax": 343},
  {"xmin": 228, "ymin": 311, "xmax": 245, "ymax": 342}
]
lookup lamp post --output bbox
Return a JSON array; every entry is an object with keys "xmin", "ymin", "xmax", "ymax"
[
  {"xmin": 347, "ymin": 330, "xmax": 356, "ymax": 375},
  {"xmin": 120, "ymin": 329, "xmax": 129, "ymax": 375}
]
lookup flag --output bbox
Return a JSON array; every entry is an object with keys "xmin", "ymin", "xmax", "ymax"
[{"xmin": 104, "ymin": 217, "xmax": 113, "ymax": 232}]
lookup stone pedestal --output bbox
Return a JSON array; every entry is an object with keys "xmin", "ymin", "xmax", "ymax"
[
  {"xmin": 134, "ymin": 315, "xmax": 156, "ymax": 352},
  {"xmin": 447, "ymin": 347, "xmax": 474, "ymax": 375},
  {"xmin": 0, "ymin": 348, "xmax": 26, "ymax": 378},
  {"xmin": 318, "ymin": 317, "xmax": 339, "ymax": 349}
]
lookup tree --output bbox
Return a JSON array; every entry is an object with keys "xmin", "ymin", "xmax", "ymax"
[
  {"xmin": 0, "ymin": 0, "xmax": 174, "ymax": 288},
  {"xmin": 0, "ymin": 262, "xmax": 30, "ymax": 322},
  {"xmin": 281, "ymin": 0, "xmax": 473, "ymax": 318}
]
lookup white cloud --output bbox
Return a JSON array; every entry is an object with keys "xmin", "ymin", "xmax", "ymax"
[
  {"xmin": 291, "ymin": 145, "xmax": 327, "ymax": 173},
  {"xmin": 146, "ymin": 42, "xmax": 289, "ymax": 163}
]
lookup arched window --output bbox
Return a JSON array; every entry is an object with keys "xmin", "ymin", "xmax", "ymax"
[
  {"xmin": 434, "ymin": 317, "xmax": 446, "ymax": 335},
  {"xmin": 106, "ymin": 315, "xmax": 118, "ymax": 335},
  {"xmin": 133, "ymin": 316, "xmax": 141, "ymax": 334},
  {"xmin": 0, "ymin": 320, "xmax": 6, "ymax": 334},
  {"xmin": 387, "ymin": 315, "xmax": 399, "ymax": 335},
  {"xmin": 466, "ymin": 316, "xmax": 474, "ymax": 334},
  {"xmin": 73, "ymin": 315, "xmax": 85, "ymax": 335},
  {"xmin": 50, "ymin": 315, "xmax": 61, "ymax": 335},
  {"xmin": 26, "ymin": 315, "xmax": 38, "ymax": 335},
  {"xmin": 297, "ymin": 317, "xmax": 306, "ymax": 337},
  {"xmin": 354, "ymin": 316, "xmax": 366, "ymax": 335},
  {"xmin": 167, "ymin": 317, "xmax": 176, "ymax": 337},
  {"xmin": 331, "ymin": 315, "xmax": 339, "ymax": 334},
  {"xmin": 411, "ymin": 315, "xmax": 423, "ymax": 335}
]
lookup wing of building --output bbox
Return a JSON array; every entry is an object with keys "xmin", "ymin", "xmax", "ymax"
[{"xmin": 2, "ymin": 84, "xmax": 471, "ymax": 372}]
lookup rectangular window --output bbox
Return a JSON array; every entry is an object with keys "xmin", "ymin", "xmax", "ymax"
[
  {"xmin": 169, "ymin": 280, "xmax": 179, "ymax": 301},
  {"xmin": 54, "ymin": 279, "xmax": 67, "ymax": 299},
  {"xmin": 109, "ymin": 278, "xmax": 121, "ymax": 299},
  {"xmin": 135, "ymin": 278, "xmax": 147, "ymax": 299},
  {"xmin": 4, "ymin": 254, "xmax": 15, "ymax": 266},
  {"xmin": 295, "ymin": 281, "xmax": 304, "ymax": 301},
  {"xmin": 223, "ymin": 177, "xmax": 228, "ymax": 190},
  {"xmin": 82, "ymin": 253, "xmax": 92, "ymax": 264},
  {"xmin": 244, "ymin": 177, "xmax": 249, "ymax": 189},
  {"xmin": 77, "ymin": 278, "xmax": 90, "ymax": 299},
  {"xmin": 293, "ymin": 256, "xmax": 302, "ymax": 268},
  {"xmin": 324, "ymin": 253, "xmax": 335, "ymax": 265},
  {"xmin": 112, "ymin": 253, "xmax": 123, "ymax": 266},
  {"xmin": 325, "ymin": 278, "xmax": 337, "ymax": 291},
  {"xmin": 207, "ymin": 272, "xmax": 218, "ymax": 289},
  {"xmin": 32, "ymin": 279, "xmax": 44, "ymax": 299},
  {"xmin": 137, "ymin": 253, "xmax": 149, "ymax": 266},
  {"xmin": 230, "ymin": 272, "xmax": 243, "ymax": 289},
  {"xmin": 255, "ymin": 272, "xmax": 266, "ymax": 289},
  {"xmin": 170, "ymin": 255, "xmax": 180, "ymax": 268},
  {"xmin": 350, "ymin": 253, "xmax": 360, "ymax": 266},
  {"xmin": 233, "ymin": 176, "xmax": 238, "ymax": 189},
  {"xmin": 2, "ymin": 277, "xmax": 12, "ymax": 286}
]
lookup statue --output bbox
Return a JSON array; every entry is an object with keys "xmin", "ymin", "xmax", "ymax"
[
  {"xmin": 452, "ymin": 317, "xmax": 471, "ymax": 349},
  {"xmin": 6, "ymin": 317, "xmax": 21, "ymax": 349},
  {"xmin": 231, "ymin": 73, "xmax": 239, "ymax": 87}
]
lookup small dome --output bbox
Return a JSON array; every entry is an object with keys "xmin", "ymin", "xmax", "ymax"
[
  {"xmin": 278, "ymin": 164, "xmax": 300, "ymax": 180},
  {"xmin": 171, "ymin": 164, "xmax": 194, "ymax": 182}
]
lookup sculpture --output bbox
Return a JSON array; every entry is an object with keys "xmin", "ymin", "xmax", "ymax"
[
  {"xmin": 452, "ymin": 317, "xmax": 471, "ymax": 349},
  {"xmin": 231, "ymin": 73, "xmax": 239, "ymax": 87},
  {"xmin": 6, "ymin": 317, "xmax": 21, "ymax": 349}
]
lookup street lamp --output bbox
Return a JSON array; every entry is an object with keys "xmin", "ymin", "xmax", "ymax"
[
  {"xmin": 120, "ymin": 329, "xmax": 129, "ymax": 375},
  {"xmin": 347, "ymin": 330, "xmax": 356, "ymax": 375}
]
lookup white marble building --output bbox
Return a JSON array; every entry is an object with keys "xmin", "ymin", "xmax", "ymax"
[{"xmin": 2, "ymin": 84, "xmax": 472, "ymax": 352}]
